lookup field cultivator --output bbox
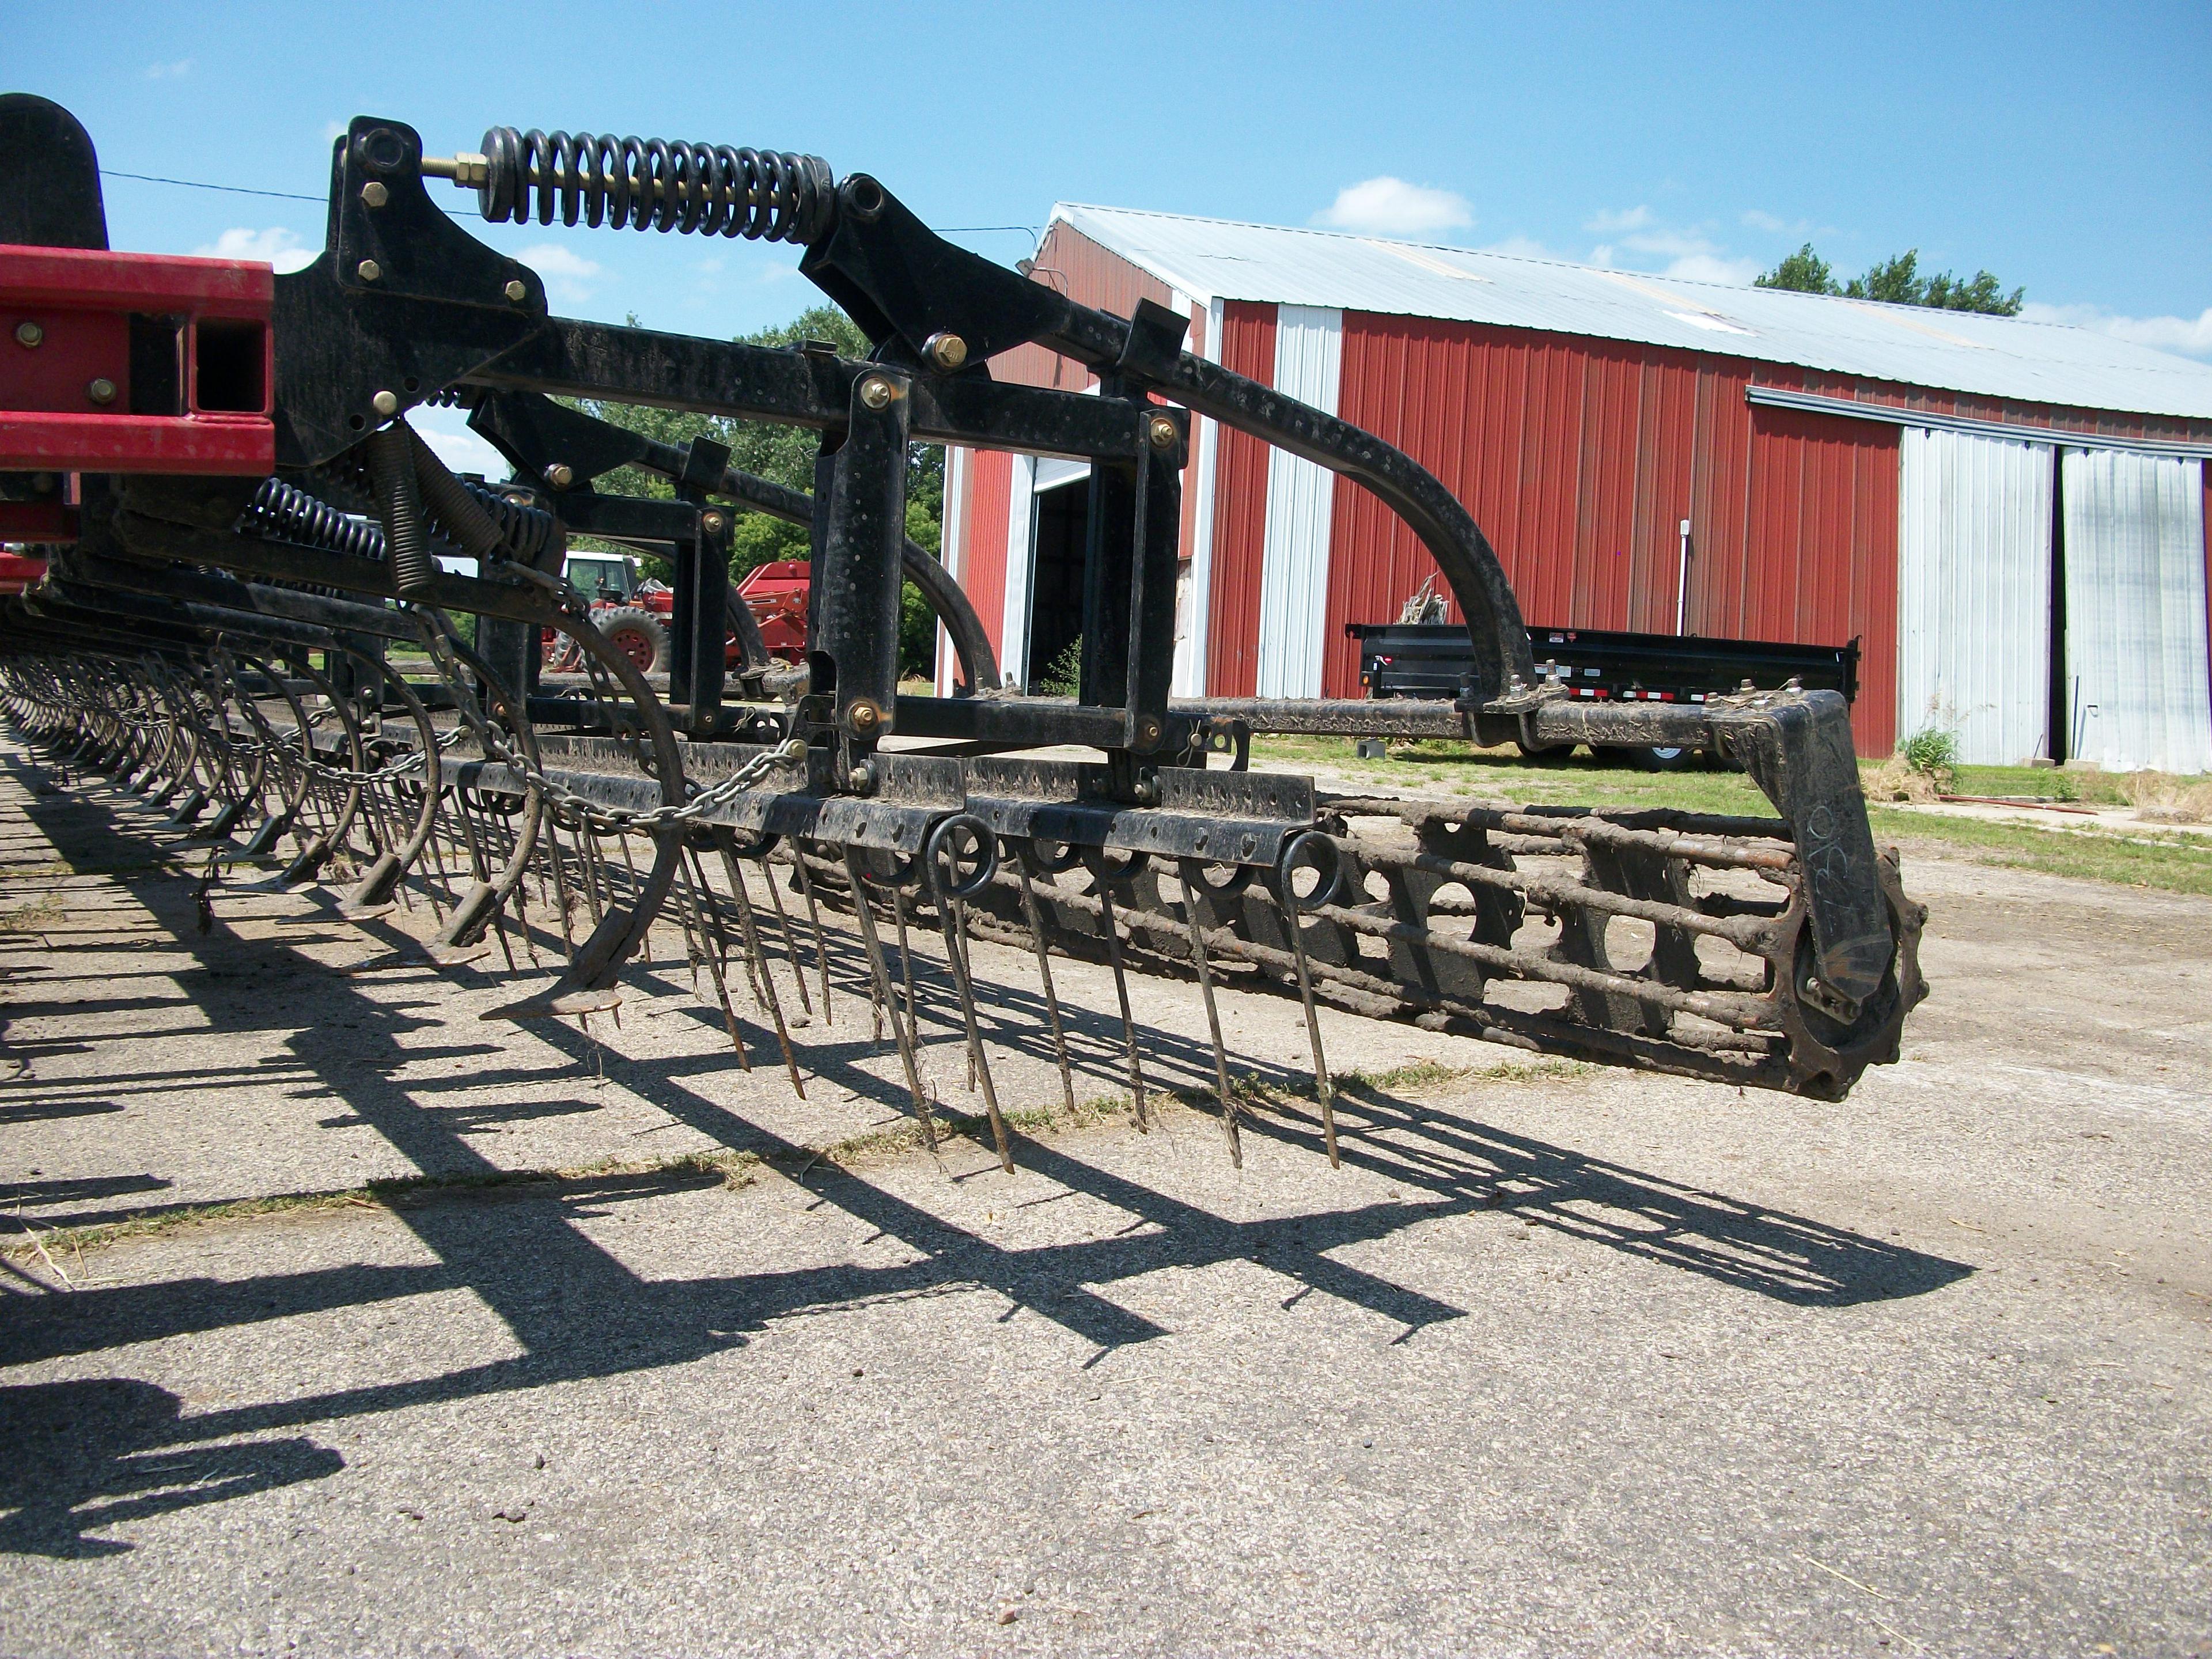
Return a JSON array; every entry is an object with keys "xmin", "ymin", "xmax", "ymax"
[{"xmin": 0, "ymin": 96, "xmax": 1926, "ymax": 1165}]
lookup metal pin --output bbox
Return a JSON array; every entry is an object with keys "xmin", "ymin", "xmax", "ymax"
[
  {"xmin": 841, "ymin": 848, "xmax": 935, "ymax": 1149},
  {"xmin": 1094, "ymin": 880, "xmax": 1150, "ymax": 1131},
  {"xmin": 1015, "ymin": 857, "xmax": 1077, "ymax": 1115},
  {"xmin": 1178, "ymin": 866, "xmax": 1241, "ymax": 1169}
]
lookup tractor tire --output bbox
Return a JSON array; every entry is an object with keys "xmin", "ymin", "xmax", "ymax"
[{"xmin": 594, "ymin": 607, "xmax": 671, "ymax": 675}]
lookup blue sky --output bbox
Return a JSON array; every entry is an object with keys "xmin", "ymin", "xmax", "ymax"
[{"xmin": 16, "ymin": 0, "xmax": 2211, "ymax": 366}]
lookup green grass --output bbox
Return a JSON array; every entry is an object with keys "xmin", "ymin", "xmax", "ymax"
[{"xmin": 1252, "ymin": 736, "xmax": 2210, "ymax": 897}]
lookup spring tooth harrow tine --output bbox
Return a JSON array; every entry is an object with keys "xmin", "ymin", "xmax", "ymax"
[
  {"xmin": 928, "ymin": 869, "xmax": 1013, "ymax": 1173},
  {"xmin": 759, "ymin": 853, "xmax": 815, "ymax": 1020},
  {"xmin": 1177, "ymin": 864, "xmax": 1242, "ymax": 1170},
  {"xmin": 716, "ymin": 836, "xmax": 805, "ymax": 1099},
  {"xmin": 1278, "ymin": 887, "xmax": 1338, "ymax": 1169},
  {"xmin": 888, "ymin": 888, "xmax": 916, "ymax": 1055},
  {"xmin": 1094, "ymin": 881, "xmax": 1151, "ymax": 1132},
  {"xmin": 1014, "ymin": 856, "xmax": 1078, "ymax": 1116},
  {"xmin": 841, "ymin": 848, "xmax": 936, "ymax": 1149},
  {"xmin": 791, "ymin": 847, "xmax": 835, "ymax": 1025},
  {"xmin": 680, "ymin": 848, "xmax": 752, "ymax": 1070}
]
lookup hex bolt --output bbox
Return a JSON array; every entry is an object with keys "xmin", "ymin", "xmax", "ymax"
[
  {"xmin": 700, "ymin": 511, "xmax": 726, "ymax": 535},
  {"xmin": 858, "ymin": 376, "xmax": 895, "ymax": 412},
  {"xmin": 503, "ymin": 278, "xmax": 527, "ymax": 303},
  {"xmin": 13, "ymin": 321, "xmax": 43, "ymax": 349},
  {"xmin": 357, "ymin": 259, "xmax": 382, "ymax": 283},
  {"xmin": 86, "ymin": 377, "xmax": 117, "ymax": 405},
  {"xmin": 544, "ymin": 464, "xmax": 574, "ymax": 490},
  {"xmin": 846, "ymin": 763, "xmax": 876, "ymax": 793},
  {"xmin": 1137, "ymin": 715, "xmax": 1162, "ymax": 745},
  {"xmin": 924, "ymin": 332, "xmax": 968, "ymax": 373},
  {"xmin": 1147, "ymin": 413, "xmax": 1179, "ymax": 450},
  {"xmin": 371, "ymin": 389, "xmax": 399, "ymax": 417},
  {"xmin": 360, "ymin": 181, "xmax": 389, "ymax": 208},
  {"xmin": 847, "ymin": 698, "xmax": 884, "ymax": 733}
]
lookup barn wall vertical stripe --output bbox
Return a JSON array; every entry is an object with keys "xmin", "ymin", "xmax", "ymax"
[
  {"xmin": 1175, "ymin": 295, "xmax": 1218, "ymax": 696},
  {"xmin": 961, "ymin": 447, "xmax": 1012, "ymax": 669},
  {"xmin": 999, "ymin": 455, "xmax": 1039, "ymax": 687},
  {"xmin": 1205, "ymin": 302, "xmax": 1279, "ymax": 697},
  {"xmin": 1253, "ymin": 306, "xmax": 1343, "ymax": 697},
  {"xmin": 935, "ymin": 445, "xmax": 969, "ymax": 696},
  {"xmin": 2062, "ymin": 449, "xmax": 2212, "ymax": 773},
  {"xmin": 1895, "ymin": 429, "xmax": 2052, "ymax": 766}
]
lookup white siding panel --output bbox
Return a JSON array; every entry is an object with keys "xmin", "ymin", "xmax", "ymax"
[
  {"xmin": 1896, "ymin": 428, "xmax": 2054, "ymax": 765},
  {"xmin": 1255, "ymin": 305, "xmax": 1342, "ymax": 698},
  {"xmin": 1175, "ymin": 293, "xmax": 1222, "ymax": 697},
  {"xmin": 999, "ymin": 454, "xmax": 1037, "ymax": 690},
  {"xmin": 2062, "ymin": 449, "xmax": 2212, "ymax": 774},
  {"xmin": 934, "ymin": 445, "xmax": 968, "ymax": 696}
]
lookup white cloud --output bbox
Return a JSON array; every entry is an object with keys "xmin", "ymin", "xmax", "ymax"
[
  {"xmin": 1658, "ymin": 252, "xmax": 1763, "ymax": 286},
  {"xmin": 1314, "ymin": 177, "xmax": 1473, "ymax": 238},
  {"xmin": 1740, "ymin": 209, "xmax": 1791, "ymax": 234},
  {"xmin": 515, "ymin": 243, "xmax": 603, "ymax": 304},
  {"xmin": 2020, "ymin": 301, "xmax": 2212, "ymax": 358},
  {"xmin": 410, "ymin": 406, "xmax": 510, "ymax": 480},
  {"xmin": 144, "ymin": 58, "xmax": 192, "ymax": 80},
  {"xmin": 1585, "ymin": 206, "xmax": 1653, "ymax": 235},
  {"xmin": 194, "ymin": 227, "xmax": 317, "ymax": 274}
]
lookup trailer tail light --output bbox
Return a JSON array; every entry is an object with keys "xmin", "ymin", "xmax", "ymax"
[{"xmin": 0, "ymin": 244, "xmax": 276, "ymax": 475}]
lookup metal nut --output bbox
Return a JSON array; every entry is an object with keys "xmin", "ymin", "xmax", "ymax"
[
  {"xmin": 1147, "ymin": 413, "xmax": 1179, "ymax": 450},
  {"xmin": 1136, "ymin": 715, "xmax": 1162, "ymax": 745},
  {"xmin": 544, "ymin": 464, "xmax": 574, "ymax": 490},
  {"xmin": 924, "ymin": 332, "xmax": 968, "ymax": 373},
  {"xmin": 86, "ymin": 377, "xmax": 117, "ymax": 405},
  {"xmin": 371, "ymin": 389, "xmax": 399, "ymax": 417},
  {"xmin": 857, "ymin": 376, "xmax": 895, "ymax": 411},
  {"xmin": 13, "ymin": 321, "xmax": 43, "ymax": 349},
  {"xmin": 503, "ymin": 278, "xmax": 527, "ymax": 303},
  {"xmin": 356, "ymin": 259, "xmax": 382, "ymax": 283},
  {"xmin": 847, "ymin": 699, "xmax": 883, "ymax": 732},
  {"xmin": 360, "ymin": 181, "xmax": 389, "ymax": 208},
  {"xmin": 700, "ymin": 511, "xmax": 726, "ymax": 535}
]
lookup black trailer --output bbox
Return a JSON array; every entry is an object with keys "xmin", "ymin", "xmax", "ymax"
[{"xmin": 1349, "ymin": 622, "xmax": 1861, "ymax": 768}]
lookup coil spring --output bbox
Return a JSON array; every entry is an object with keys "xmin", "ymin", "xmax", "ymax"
[
  {"xmin": 475, "ymin": 127, "xmax": 834, "ymax": 244},
  {"xmin": 240, "ymin": 474, "xmax": 557, "ymax": 569},
  {"xmin": 240, "ymin": 476, "xmax": 384, "ymax": 562}
]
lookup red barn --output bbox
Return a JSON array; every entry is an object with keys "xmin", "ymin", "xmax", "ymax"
[{"xmin": 940, "ymin": 206, "xmax": 2212, "ymax": 771}]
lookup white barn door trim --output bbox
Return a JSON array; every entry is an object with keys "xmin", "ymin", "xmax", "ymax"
[{"xmin": 1255, "ymin": 305, "xmax": 1343, "ymax": 699}]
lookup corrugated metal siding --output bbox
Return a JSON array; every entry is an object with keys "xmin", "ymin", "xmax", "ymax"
[
  {"xmin": 1052, "ymin": 204, "xmax": 2212, "ymax": 425},
  {"xmin": 1317, "ymin": 313, "xmax": 1897, "ymax": 749},
  {"xmin": 1737, "ymin": 407, "xmax": 1900, "ymax": 753},
  {"xmin": 1896, "ymin": 429, "xmax": 2053, "ymax": 765},
  {"xmin": 962, "ymin": 446, "xmax": 1013, "ymax": 665},
  {"xmin": 1205, "ymin": 301, "xmax": 1278, "ymax": 697},
  {"xmin": 987, "ymin": 222, "xmax": 1175, "ymax": 393},
  {"xmin": 1256, "ymin": 306, "xmax": 1343, "ymax": 696},
  {"xmin": 2062, "ymin": 450, "xmax": 2212, "ymax": 774}
]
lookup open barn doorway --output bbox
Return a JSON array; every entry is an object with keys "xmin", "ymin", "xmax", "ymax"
[{"xmin": 1025, "ymin": 468, "xmax": 1089, "ymax": 690}]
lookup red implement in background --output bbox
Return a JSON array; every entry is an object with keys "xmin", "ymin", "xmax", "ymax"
[{"xmin": 736, "ymin": 559, "xmax": 809, "ymax": 663}]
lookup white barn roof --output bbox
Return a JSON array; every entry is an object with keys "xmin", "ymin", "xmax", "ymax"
[{"xmin": 1049, "ymin": 203, "xmax": 2212, "ymax": 423}]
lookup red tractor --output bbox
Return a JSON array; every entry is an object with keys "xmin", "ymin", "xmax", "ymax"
[{"xmin": 541, "ymin": 552, "xmax": 810, "ymax": 675}]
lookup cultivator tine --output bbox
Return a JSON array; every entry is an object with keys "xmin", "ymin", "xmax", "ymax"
[
  {"xmin": 1095, "ymin": 883, "xmax": 1152, "ymax": 1132},
  {"xmin": 759, "ymin": 857, "xmax": 815, "ymax": 1022},
  {"xmin": 790, "ymin": 848, "xmax": 836, "ymax": 1027},
  {"xmin": 715, "ymin": 838, "xmax": 806, "ymax": 1098},
  {"xmin": 841, "ymin": 847, "xmax": 937, "ymax": 1149},
  {"xmin": 927, "ymin": 860, "xmax": 1013, "ymax": 1173},
  {"xmin": 1014, "ymin": 857, "xmax": 1078, "ymax": 1116},
  {"xmin": 1277, "ymin": 886, "xmax": 1339, "ymax": 1169},
  {"xmin": 1177, "ymin": 865, "xmax": 1243, "ymax": 1169}
]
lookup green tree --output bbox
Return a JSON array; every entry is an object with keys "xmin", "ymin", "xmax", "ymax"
[
  {"xmin": 1752, "ymin": 243, "xmax": 2024, "ymax": 316},
  {"xmin": 574, "ymin": 303, "xmax": 948, "ymax": 680},
  {"xmin": 1752, "ymin": 242, "xmax": 1836, "ymax": 295}
]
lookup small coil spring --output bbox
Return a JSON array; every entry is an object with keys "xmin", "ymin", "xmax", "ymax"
[
  {"xmin": 476, "ymin": 127, "xmax": 834, "ymax": 244},
  {"xmin": 240, "ymin": 474, "xmax": 556, "ymax": 569},
  {"xmin": 240, "ymin": 476, "xmax": 384, "ymax": 562}
]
